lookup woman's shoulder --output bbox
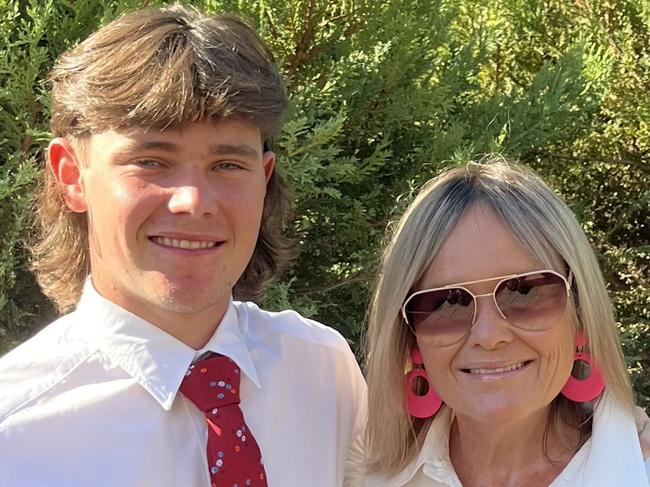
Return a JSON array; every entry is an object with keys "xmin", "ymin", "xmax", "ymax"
[{"xmin": 552, "ymin": 396, "xmax": 649, "ymax": 486}]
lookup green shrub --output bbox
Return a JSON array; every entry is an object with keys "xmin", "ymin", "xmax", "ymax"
[{"xmin": 1, "ymin": 0, "xmax": 647, "ymax": 407}]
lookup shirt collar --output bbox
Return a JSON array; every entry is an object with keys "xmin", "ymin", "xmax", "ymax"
[
  {"xmin": 196, "ymin": 302, "xmax": 261, "ymax": 389},
  {"xmin": 76, "ymin": 280, "xmax": 260, "ymax": 411},
  {"xmin": 386, "ymin": 396, "xmax": 647, "ymax": 487},
  {"xmin": 386, "ymin": 407, "xmax": 460, "ymax": 486},
  {"xmin": 551, "ymin": 394, "xmax": 648, "ymax": 486}
]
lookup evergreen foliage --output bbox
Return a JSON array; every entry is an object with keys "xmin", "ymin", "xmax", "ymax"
[{"xmin": 0, "ymin": 0, "xmax": 648, "ymax": 406}]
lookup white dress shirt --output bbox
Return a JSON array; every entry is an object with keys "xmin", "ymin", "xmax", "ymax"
[
  {"xmin": 363, "ymin": 395, "xmax": 649, "ymax": 487},
  {"xmin": 0, "ymin": 281, "xmax": 367, "ymax": 487}
]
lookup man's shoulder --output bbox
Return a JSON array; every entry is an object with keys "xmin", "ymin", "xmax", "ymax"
[
  {"xmin": 234, "ymin": 301, "xmax": 354, "ymax": 355},
  {"xmin": 234, "ymin": 301, "xmax": 367, "ymax": 405},
  {"xmin": 0, "ymin": 311, "xmax": 94, "ymax": 421}
]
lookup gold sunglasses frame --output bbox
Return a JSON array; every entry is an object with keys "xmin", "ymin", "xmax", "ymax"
[{"xmin": 401, "ymin": 269, "xmax": 572, "ymax": 332}]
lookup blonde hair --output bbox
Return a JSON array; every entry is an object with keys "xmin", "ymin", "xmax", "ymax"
[
  {"xmin": 364, "ymin": 157, "xmax": 635, "ymax": 473},
  {"xmin": 31, "ymin": 5, "xmax": 291, "ymax": 311}
]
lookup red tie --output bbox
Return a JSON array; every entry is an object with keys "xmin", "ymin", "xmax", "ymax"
[{"xmin": 180, "ymin": 355, "xmax": 268, "ymax": 487}]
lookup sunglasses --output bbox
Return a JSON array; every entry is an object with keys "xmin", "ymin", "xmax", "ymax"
[{"xmin": 401, "ymin": 270, "xmax": 572, "ymax": 346}]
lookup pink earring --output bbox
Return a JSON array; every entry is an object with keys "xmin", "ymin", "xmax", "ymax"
[
  {"xmin": 405, "ymin": 347, "xmax": 443, "ymax": 418},
  {"xmin": 560, "ymin": 331, "xmax": 605, "ymax": 402}
]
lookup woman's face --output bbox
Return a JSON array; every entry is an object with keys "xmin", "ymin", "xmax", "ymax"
[{"xmin": 415, "ymin": 205, "xmax": 575, "ymax": 426}]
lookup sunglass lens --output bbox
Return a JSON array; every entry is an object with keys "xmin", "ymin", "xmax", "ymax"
[
  {"xmin": 495, "ymin": 272, "xmax": 567, "ymax": 330},
  {"xmin": 406, "ymin": 288, "xmax": 474, "ymax": 345}
]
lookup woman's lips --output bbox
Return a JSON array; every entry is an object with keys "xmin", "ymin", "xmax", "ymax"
[{"xmin": 461, "ymin": 360, "xmax": 533, "ymax": 377}]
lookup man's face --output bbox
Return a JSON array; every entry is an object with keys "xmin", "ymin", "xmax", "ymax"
[{"xmin": 60, "ymin": 120, "xmax": 274, "ymax": 338}]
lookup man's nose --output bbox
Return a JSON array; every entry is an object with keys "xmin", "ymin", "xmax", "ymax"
[{"xmin": 167, "ymin": 175, "xmax": 214, "ymax": 216}]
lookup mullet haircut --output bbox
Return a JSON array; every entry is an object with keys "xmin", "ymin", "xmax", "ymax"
[{"xmin": 32, "ymin": 5, "xmax": 291, "ymax": 311}]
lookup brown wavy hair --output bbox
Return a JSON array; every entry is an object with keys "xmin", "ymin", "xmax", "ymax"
[{"xmin": 31, "ymin": 5, "xmax": 292, "ymax": 312}]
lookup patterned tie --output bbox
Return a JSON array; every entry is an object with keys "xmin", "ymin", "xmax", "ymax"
[{"xmin": 180, "ymin": 354, "xmax": 268, "ymax": 487}]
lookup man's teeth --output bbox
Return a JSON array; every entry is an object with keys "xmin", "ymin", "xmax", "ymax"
[
  {"xmin": 152, "ymin": 236, "xmax": 217, "ymax": 249},
  {"xmin": 468, "ymin": 362, "xmax": 526, "ymax": 375}
]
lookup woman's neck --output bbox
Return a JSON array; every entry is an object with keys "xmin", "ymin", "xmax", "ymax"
[{"xmin": 449, "ymin": 407, "xmax": 580, "ymax": 487}]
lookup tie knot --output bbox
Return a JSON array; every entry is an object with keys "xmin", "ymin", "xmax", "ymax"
[{"xmin": 180, "ymin": 355, "xmax": 241, "ymax": 411}]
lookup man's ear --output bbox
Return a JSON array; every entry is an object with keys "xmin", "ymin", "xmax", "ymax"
[
  {"xmin": 48, "ymin": 138, "xmax": 87, "ymax": 213},
  {"xmin": 262, "ymin": 151, "xmax": 276, "ymax": 184}
]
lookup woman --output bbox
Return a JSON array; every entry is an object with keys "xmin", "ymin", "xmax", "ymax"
[{"xmin": 364, "ymin": 159, "xmax": 649, "ymax": 486}]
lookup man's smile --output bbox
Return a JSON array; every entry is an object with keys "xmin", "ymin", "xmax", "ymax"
[{"xmin": 149, "ymin": 236, "xmax": 221, "ymax": 250}]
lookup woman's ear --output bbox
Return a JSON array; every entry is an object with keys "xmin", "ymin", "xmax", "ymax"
[{"xmin": 48, "ymin": 138, "xmax": 87, "ymax": 213}]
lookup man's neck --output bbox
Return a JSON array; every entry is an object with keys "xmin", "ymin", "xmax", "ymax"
[
  {"xmin": 90, "ymin": 277, "xmax": 230, "ymax": 350},
  {"xmin": 139, "ymin": 305, "xmax": 228, "ymax": 350}
]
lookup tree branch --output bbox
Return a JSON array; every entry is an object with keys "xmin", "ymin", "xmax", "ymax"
[
  {"xmin": 286, "ymin": 0, "xmax": 316, "ymax": 78},
  {"xmin": 293, "ymin": 272, "xmax": 371, "ymax": 294},
  {"xmin": 264, "ymin": 8, "xmax": 282, "ymax": 49},
  {"xmin": 525, "ymin": 149, "xmax": 650, "ymax": 174}
]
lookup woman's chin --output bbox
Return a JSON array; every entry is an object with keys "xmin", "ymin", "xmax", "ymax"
[{"xmin": 450, "ymin": 396, "xmax": 553, "ymax": 430}]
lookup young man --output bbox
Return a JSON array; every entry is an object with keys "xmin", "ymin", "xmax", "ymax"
[{"xmin": 0, "ymin": 6, "xmax": 365, "ymax": 486}]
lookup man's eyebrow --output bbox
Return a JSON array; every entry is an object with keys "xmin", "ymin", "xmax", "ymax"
[
  {"xmin": 120, "ymin": 141, "xmax": 260, "ymax": 158},
  {"xmin": 122, "ymin": 141, "xmax": 180, "ymax": 153},
  {"xmin": 208, "ymin": 143, "xmax": 260, "ymax": 158}
]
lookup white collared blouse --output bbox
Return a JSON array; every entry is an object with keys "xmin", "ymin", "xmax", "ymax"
[
  {"xmin": 0, "ymin": 281, "xmax": 367, "ymax": 487},
  {"xmin": 363, "ymin": 397, "xmax": 650, "ymax": 487}
]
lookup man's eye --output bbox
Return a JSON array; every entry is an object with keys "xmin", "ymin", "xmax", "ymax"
[
  {"xmin": 215, "ymin": 161, "xmax": 244, "ymax": 170},
  {"xmin": 133, "ymin": 159, "xmax": 162, "ymax": 168}
]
